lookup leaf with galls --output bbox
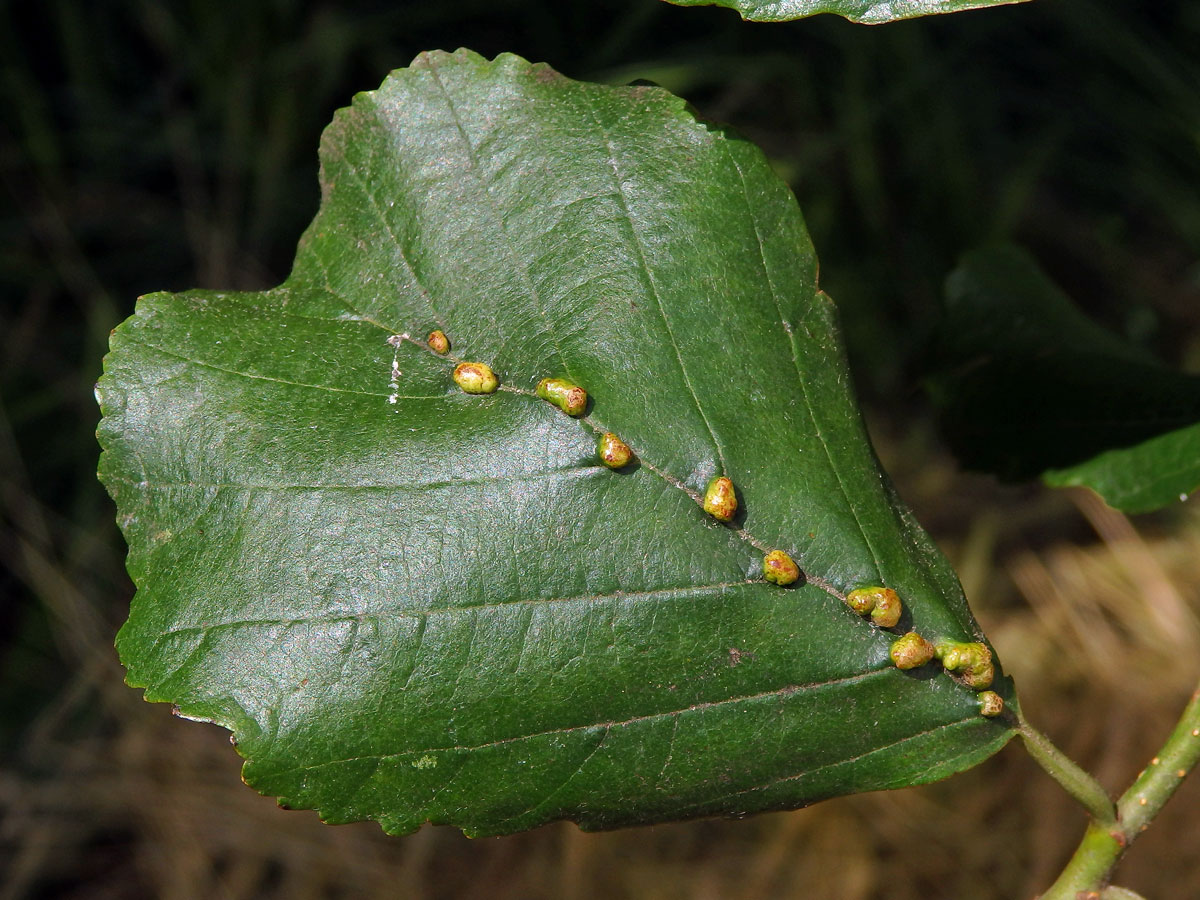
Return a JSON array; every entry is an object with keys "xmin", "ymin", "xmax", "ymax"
[
  {"xmin": 890, "ymin": 632, "xmax": 936, "ymax": 670},
  {"xmin": 97, "ymin": 50, "xmax": 1015, "ymax": 840},
  {"xmin": 936, "ymin": 641, "xmax": 995, "ymax": 690},
  {"xmin": 845, "ymin": 586, "xmax": 903, "ymax": 629},
  {"xmin": 977, "ymin": 691, "xmax": 1005, "ymax": 717}
]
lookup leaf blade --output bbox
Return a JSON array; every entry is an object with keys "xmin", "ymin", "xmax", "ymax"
[
  {"xmin": 99, "ymin": 50, "xmax": 1014, "ymax": 836},
  {"xmin": 662, "ymin": 0, "xmax": 1030, "ymax": 25}
]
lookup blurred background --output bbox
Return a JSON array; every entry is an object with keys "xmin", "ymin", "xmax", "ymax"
[{"xmin": 2, "ymin": 0, "xmax": 1199, "ymax": 897}]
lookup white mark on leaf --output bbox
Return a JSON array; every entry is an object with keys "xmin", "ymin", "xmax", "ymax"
[{"xmin": 386, "ymin": 335, "xmax": 403, "ymax": 404}]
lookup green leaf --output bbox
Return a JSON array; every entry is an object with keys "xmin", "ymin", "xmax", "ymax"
[
  {"xmin": 1042, "ymin": 425, "xmax": 1200, "ymax": 514},
  {"xmin": 662, "ymin": 0, "xmax": 1029, "ymax": 25},
  {"xmin": 97, "ymin": 49, "xmax": 1014, "ymax": 837},
  {"xmin": 931, "ymin": 245, "xmax": 1200, "ymax": 514}
]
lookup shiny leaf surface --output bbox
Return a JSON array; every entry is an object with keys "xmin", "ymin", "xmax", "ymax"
[
  {"xmin": 98, "ymin": 50, "xmax": 1014, "ymax": 836},
  {"xmin": 663, "ymin": 0, "xmax": 1029, "ymax": 25}
]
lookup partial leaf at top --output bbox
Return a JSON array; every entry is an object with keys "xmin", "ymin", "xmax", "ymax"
[
  {"xmin": 662, "ymin": 0, "xmax": 1030, "ymax": 25},
  {"xmin": 930, "ymin": 245, "xmax": 1200, "ymax": 514},
  {"xmin": 97, "ymin": 50, "xmax": 1013, "ymax": 837}
]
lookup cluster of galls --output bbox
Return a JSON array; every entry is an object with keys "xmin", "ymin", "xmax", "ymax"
[
  {"xmin": 447, "ymin": 341, "xmax": 635, "ymax": 471},
  {"xmin": 445, "ymin": 334, "xmax": 1002, "ymax": 718},
  {"xmin": 886, "ymin": 629, "xmax": 1002, "ymax": 716}
]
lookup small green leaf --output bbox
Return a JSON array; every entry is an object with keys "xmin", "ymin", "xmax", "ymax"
[
  {"xmin": 930, "ymin": 245, "xmax": 1200, "ymax": 514},
  {"xmin": 663, "ymin": 0, "xmax": 1029, "ymax": 25},
  {"xmin": 98, "ymin": 50, "xmax": 1013, "ymax": 837},
  {"xmin": 1043, "ymin": 424, "xmax": 1200, "ymax": 514}
]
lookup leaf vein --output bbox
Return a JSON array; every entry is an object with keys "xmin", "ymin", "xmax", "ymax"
[
  {"xmin": 105, "ymin": 463, "xmax": 597, "ymax": 496},
  {"xmin": 122, "ymin": 335, "xmax": 405, "ymax": 399},
  {"xmin": 673, "ymin": 715, "xmax": 983, "ymax": 814},
  {"xmin": 579, "ymin": 91, "xmax": 729, "ymax": 474},
  {"xmin": 422, "ymin": 53, "xmax": 574, "ymax": 382},
  {"xmin": 259, "ymin": 668, "xmax": 891, "ymax": 781},
  {"xmin": 155, "ymin": 580, "xmax": 758, "ymax": 639},
  {"xmin": 724, "ymin": 145, "xmax": 886, "ymax": 586}
]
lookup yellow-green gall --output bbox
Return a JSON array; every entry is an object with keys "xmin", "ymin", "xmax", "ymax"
[
  {"xmin": 935, "ymin": 640, "xmax": 995, "ymax": 690},
  {"xmin": 703, "ymin": 476, "xmax": 738, "ymax": 522},
  {"xmin": 763, "ymin": 550, "xmax": 800, "ymax": 586},
  {"xmin": 845, "ymin": 588, "xmax": 877, "ymax": 616},
  {"xmin": 597, "ymin": 432, "xmax": 633, "ymax": 469},
  {"xmin": 890, "ymin": 632, "xmax": 935, "ymax": 670},
  {"xmin": 977, "ymin": 691, "xmax": 1005, "ymax": 717},
  {"xmin": 870, "ymin": 591, "xmax": 902, "ymax": 628},
  {"xmin": 427, "ymin": 330, "xmax": 450, "ymax": 354},
  {"xmin": 844, "ymin": 586, "xmax": 903, "ymax": 629},
  {"xmin": 535, "ymin": 377, "xmax": 588, "ymax": 416},
  {"xmin": 452, "ymin": 361, "xmax": 498, "ymax": 394}
]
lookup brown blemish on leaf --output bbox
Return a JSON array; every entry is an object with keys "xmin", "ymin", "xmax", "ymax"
[{"xmin": 976, "ymin": 690, "xmax": 1004, "ymax": 717}]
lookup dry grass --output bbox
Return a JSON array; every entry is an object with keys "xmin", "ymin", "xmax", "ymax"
[{"xmin": 4, "ymin": 453, "xmax": 1198, "ymax": 900}]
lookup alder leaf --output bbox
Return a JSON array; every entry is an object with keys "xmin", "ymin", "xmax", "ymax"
[
  {"xmin": 931, "ymin": 245, "xmax": 1200, "ymax": 514},
  {"xmin": 662, "ymin": 0, "xmax": 1029, "ymax": 25},
  {"xmin": 97, "ymin": 50, "xmax": 1014, "ymax": 837}
]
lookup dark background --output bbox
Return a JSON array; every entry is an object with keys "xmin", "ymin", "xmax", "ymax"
[{"xmin": 3, "ymin": 1, "xmax": 1199, "ymax": 897}]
